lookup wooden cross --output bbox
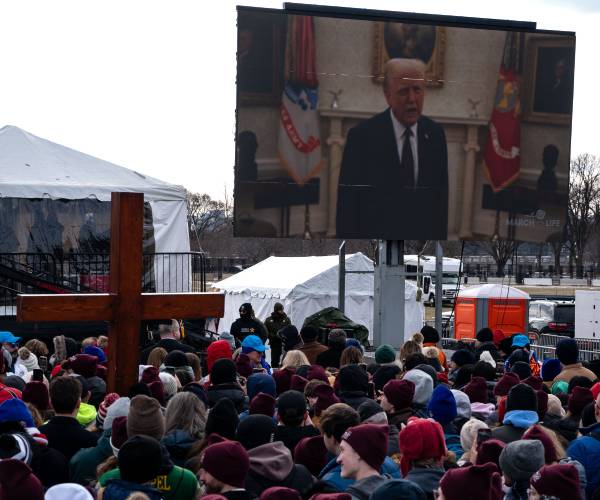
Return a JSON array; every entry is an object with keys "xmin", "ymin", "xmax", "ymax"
[{"xmin": 16, "ymin": 192, "xmax": 224, "ymax": 395}]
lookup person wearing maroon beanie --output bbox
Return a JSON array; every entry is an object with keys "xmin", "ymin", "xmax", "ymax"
[
  {"xmin": 398, "ymin": 418, "xmax": 446, "ymax": 496},
  {"xmin": 307, "ymin": 364, "xmax": 329, "ymax": 383},
  {"xmin": 568, "ymin": 386, "xmax": 594, "ymax": 419},
  {"xmin": 290, "ymin": 374, "xmax": 308, "ymax": 393},
  {"xmin": 438, "ymin": 462, "xmax": 503, "ymax": 500},
  {"xmin": 493, "ymin": 372, "xmax": 520, "ymax": 399},
  {"xmin": 0, "ymin": 459, "xmax": 44, "ymax": 500},
  {"xmin": 200, "ymin": 441, "xmax": 252, "ymax": 497},
  {"xmin": 63, "ymin": 354, "xmax": 98, "ymax": 379},
  {"xmin": 313, "ymin": 384, "xmax": 340, "ymax": 419},
  {"xmin": 273, "ymin": 367, "xmax": 295, "ymax": 396},
  {"xmin": 523, "ymin": 376, "xmax": 544, "ymax": 391},
  {"xmin": 294, "ymin": 435, "xmax": 328, "ymax": 477},
  {"xmin": 259, "ymin": 487, "xmax": 301, "ymax": 500},
  {"xmin": 522, "ymin": 425, "xmax": 558, "ymax": 464},
  {"xmin": 381, "ymin": 379, "xmax": 415, "ymax": 427},
  {"xmin": 22, "ymin": 381, "xmax": 51, "ymax": 413},
  {"xmin": 463, "ymin": 376, "xmax": 489, "ymax": 404},
  {"xmin": 249, "ymin": 392, "xmax": 276, "ymax": 417},
  {"xmin": 337, "ymin": 424, "xmax": 390, "ymax": 499},
  {"xmin": 474, "ymin": 439, "xmax": 505, "ymax": 469},
  {"xmin": 530, "ymin": 463, "xmax": 582, "ymax": 500}
]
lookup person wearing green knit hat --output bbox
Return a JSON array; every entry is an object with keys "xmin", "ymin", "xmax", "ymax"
[{"xmin": 375, "ymin": 345, "xmax": 396, "ymax": 365}]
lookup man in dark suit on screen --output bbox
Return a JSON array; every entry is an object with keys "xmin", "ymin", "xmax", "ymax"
[{"xmin": 336, "ymin": 58, "xmax": 448, "ymax": 240}]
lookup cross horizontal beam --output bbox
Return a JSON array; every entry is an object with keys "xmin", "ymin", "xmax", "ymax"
[{"xmin": 16, "ymin": 292, "xmax": 224, "ymax": 323}]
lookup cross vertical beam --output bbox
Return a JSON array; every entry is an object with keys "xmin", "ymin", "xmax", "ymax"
[{"xmin": 106, "ymin": 192, "xmax": 143, "ymax": 395}]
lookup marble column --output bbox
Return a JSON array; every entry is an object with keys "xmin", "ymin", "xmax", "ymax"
[
  {"xmin": 326, "ymin": 116, "xmax": 345, "ymax": 237},
  {"xmin": 459, "ymin": 124, "xmax": 481, "ymax": 239}
]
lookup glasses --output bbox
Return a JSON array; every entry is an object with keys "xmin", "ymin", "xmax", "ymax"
[{"xmin": 433, "ymin": 488, "xmax": 442, "ymax": 500}]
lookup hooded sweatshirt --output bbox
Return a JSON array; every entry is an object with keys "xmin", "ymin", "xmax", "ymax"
[
  {"xmin": 245, "ymin": 441, "xmax": 315, "ymax": 497},
  {"xmin": 346, "ymin": 474, "xmax": 390, "ymax": 500},
  {"xmin": 76, "ymin": 402, "xmax": 97, "ymax": 427}
]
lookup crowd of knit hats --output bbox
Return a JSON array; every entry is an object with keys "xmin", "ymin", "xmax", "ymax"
[{"xmin": 1, "ymin": 323, "xmax": 600, "ymax": 499}]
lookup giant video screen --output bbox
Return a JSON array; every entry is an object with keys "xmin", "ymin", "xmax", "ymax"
[{"xmin": 234, "ymin": 7, "xmax": 575, "ymax": 242}]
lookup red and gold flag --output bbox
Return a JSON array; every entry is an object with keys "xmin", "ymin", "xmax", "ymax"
[{"xmin": 484, "ymin": 32, "xmax": 524, "ymax": 192}]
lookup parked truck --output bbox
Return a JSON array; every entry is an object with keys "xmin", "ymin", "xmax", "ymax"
[{"xmin": 404, "ymin": 255, "xmax": 464, "ymax": 306}]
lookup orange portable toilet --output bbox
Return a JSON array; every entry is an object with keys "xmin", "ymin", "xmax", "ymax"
[{"xmin": 454, "ymin": 284, "xmax": 530, "ymax": 341}]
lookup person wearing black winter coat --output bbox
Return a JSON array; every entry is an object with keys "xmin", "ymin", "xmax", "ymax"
[{"xmin": 230, "ymin": 303, "xmax": 268, "ymax": 343}]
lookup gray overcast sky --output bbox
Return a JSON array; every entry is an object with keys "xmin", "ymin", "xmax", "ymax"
[{"xmin": 1, "ymin": 0, "xmax": 595, "ymax": 200}]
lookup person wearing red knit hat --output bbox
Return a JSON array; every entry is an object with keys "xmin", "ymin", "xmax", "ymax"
[
  {"xmin": 205, "ymin": 340, "xmax": 234, "ymax": 376},
  {"xmin": 336, "ymin": 423, "xmax": 390, "ymax": 499},
  {"xmin": 437, "ymin": 462, "xmax": 503, "ymax": 500},
  {"xmin": 398, "ymin": 417, "xmax": 446, "ymax": 496},
  {"xmin": 529, "ymin": 463, "xmax": 582, "ymax": 500}
]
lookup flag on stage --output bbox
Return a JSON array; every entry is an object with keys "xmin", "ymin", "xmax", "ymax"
[
  {"xmin": 278, "ymin": 15, "xmax": 322, "ymax": 186},
  {"xmin": 484, "ymin": 32, "xmax": 524, "ymax": 192}
]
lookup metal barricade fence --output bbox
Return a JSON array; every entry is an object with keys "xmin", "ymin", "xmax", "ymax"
[
  {"xmin": 532, "ymin": 334, "xmax": 600, "ymax": 362},
  {"xmin": 535, "ymin": 334, "xmax": 600, "ymax": 355}
]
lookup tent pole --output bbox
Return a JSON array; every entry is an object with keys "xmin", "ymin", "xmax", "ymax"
[{"xmin": 435, "ymin": 241, "xmax": 443, "ymax": 335}]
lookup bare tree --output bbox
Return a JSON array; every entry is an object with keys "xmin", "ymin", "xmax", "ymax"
[
  {"xmin": 478, "ymin": 239, "xmax": 520, "ymax": 277},
  {"xmin": 186, "ymin": 191, "xmax": 230, "ymax": 250},
  {"xmin": 567, "ymin": 154, "xmax": 600, "ymax": 277}
]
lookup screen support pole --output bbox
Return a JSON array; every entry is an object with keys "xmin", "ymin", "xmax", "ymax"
[
  {"xmin": 435, "ymin": 241, "xmax": 443, "ymax": 334},
  {"xmin": 373, "ymin": 240, "xmax": 406, "ymax": 347}
]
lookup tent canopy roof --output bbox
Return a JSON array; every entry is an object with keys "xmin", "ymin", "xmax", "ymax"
[
  {"xmin": 215, "ymin": 253, "xmax": 376, "ymax": 299},
  {"xmin": 459, "ymin": 283, "xmax": 530, "ymax": 299},
  {"xmin": 0, "ymin": 125, "xmax": 185, "ymax": 202}
]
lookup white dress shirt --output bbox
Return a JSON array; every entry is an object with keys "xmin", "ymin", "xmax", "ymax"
[{"xmin": 390, "ymin": 108, "xmax": 419, "ymax": 185}]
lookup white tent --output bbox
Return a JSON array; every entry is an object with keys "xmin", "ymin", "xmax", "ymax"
[
  {"xmin": 0, "ymin": 125, "xmax": 190, "ymax": 291},
  {"xmin": 0, "ymin": 125, "xmax": 189, "ymax": 254},
  {"xmin": 215, "ymin": 253, "xmax": 424, "ymax": 342}
]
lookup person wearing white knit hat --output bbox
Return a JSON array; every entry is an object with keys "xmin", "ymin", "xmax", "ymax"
[
  {"xmin": 44, "ymin": 483, "xmax": 93, "ymax": 500},
  {"xmin": 159, "ymin": 372, "xmax": 178, "ymax": 404},
  {"xmin": 14, "ymin": 347, "xmax": 39, "ymax": 379}
]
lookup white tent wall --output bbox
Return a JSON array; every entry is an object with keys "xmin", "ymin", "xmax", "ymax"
[
  {"xmin": 149, "ymin": 200, "xmax": 191, "ymax": 292},
  {"xmin": 216, "ymin": 253, "xmax": 424, "ymax": 345}
]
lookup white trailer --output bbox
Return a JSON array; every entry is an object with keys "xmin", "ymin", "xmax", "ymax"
[
  {"xmin": 404, "ymin": 255, "xmax": 464, "ymax": 306},
  {"xmin": 575, "ymin": 290, "xmax": 600, "ymax": 339}
]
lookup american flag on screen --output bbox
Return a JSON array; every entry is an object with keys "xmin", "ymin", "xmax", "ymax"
[
  {"xmin": 278, "ymin": 15, "xmax": 323, "ymax": 186},
  {"xmin": 484, "ymin": 32, "xmax": 524, "ymax": 192}
]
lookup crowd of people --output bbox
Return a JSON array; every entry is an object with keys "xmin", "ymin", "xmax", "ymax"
[{"xmin": 0, "ymin": 302, "xmax": 600, "ymax": 499}]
